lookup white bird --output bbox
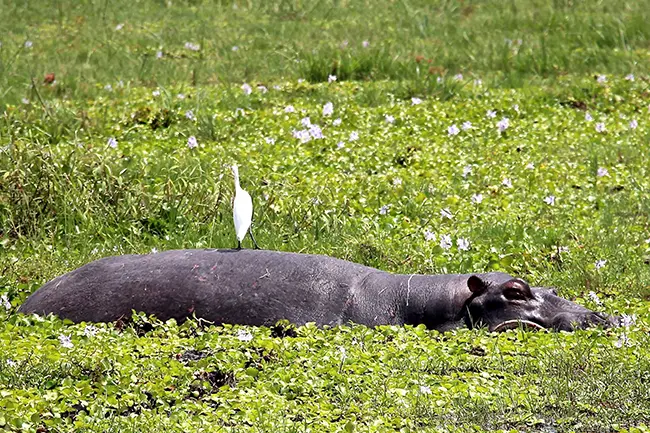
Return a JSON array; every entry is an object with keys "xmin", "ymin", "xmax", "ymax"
[{"xmin": 231, "ymin": 164, "xmax": 260, "ymax": 250}]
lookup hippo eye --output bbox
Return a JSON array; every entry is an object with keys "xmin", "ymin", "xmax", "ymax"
[{"xmin": 503, "ymin": 288, "xmax": 528, "ymax": 301}]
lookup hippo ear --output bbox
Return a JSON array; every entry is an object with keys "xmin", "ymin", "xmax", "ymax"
[
  {"xmin": 467, "ymin": 275, "xmax": 489, "ymax": 295},
  {"xmin": 502, "ymin": 279, "xmax": 533, "ymax": 300}
]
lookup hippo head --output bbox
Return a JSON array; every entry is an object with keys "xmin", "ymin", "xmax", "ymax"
[{"xmin": 464, "ymin": 276, "xmax": 616, "ymax": 331}]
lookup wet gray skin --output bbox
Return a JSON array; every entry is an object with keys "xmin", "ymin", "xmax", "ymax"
[{"xmin": 464, "ymin": 276, "xmax": 617, "ymax": 331}]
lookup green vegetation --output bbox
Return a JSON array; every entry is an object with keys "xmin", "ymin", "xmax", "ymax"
[{"xmin": 1, "ymin": 0, "xmax": 650, "ymax": 431}]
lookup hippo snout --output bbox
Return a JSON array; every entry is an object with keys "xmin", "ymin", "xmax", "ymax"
[{"xmin": 551, "ymin": 311, "xmax": 616, "ymax": 331}]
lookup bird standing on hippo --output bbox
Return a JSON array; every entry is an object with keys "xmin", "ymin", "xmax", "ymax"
[{"xmin": 18, "ymin": 249, "xmax": 616, "ymax": 332}]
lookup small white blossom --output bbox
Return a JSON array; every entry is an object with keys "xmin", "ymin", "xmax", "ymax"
[
  {"xmin": 152, "ymin": 90, "xmax": 161, "ymax": 97},
  {"xmin": 379, "ymin": 205, "xmax": 390, "ymax": 215},
  {"xmin": 340, "ymin": 40, "xmax": 349, "ymax": 49},
  {"xmin": 513, "ymin": 104, "xmax": 520, "ymax": 113},
  {"xmin": 437, "ymin": 77, "xmax": 443, "ymax": 83},
  {"xmin": 629, "ymin": 119, "xmax": 638, "ymax": 130},
  {"xmin": 595, "ymin": 259, "xmax": 607, "ymax": 269},
  {"xmin": 595, "ymin": 122, "xmax": 605, "ymax": 133},
  {"xmin": 107, "ymin": 137, "xmax": 118, "ymax": 148},
  {"xmin": 588, "ymin": 291, "xmax": 602, "ymax": 305},
  {"xmin": 349, "ymin": 131, "xmax": 359, "ymax": 141},
  {"xmin": 453, "ymin": 73, "xmax": 463, "ymax": 81},
  {"xmin": 24, "ymin": 41, "xmax": 33, "ymax": 48},
  {"xmin": 264, "ymin": 137, "xmax": 276, "ymax": 145},
  {"xmin": 184, "ymin": 42, "xmax": 200, "ymax": 51},
  {"xmin": 597, "ymin": 167, "xmax": 609, "ymax": 177},
  {"xmin": 156, "ymin": 50, "xmax": 163, "ymax": 59},
  {"xmin": 486, "ymin": 110, "xmax": 497, "ymax": 118},
  {"xmin": 625, "ymin": 73, "xmax": 635, "ymax": 81},
  {"xmin": 525, "ymin": 163, "xmax": 535, "ymax": 170},
  {"xmin": 237, "ymin": 329, "xmax": 253, "ymax": 342},
  {"xmin": 620, "ymin": 314, "xmax": 637, "ymax": 328},
  {"xmin": 411, "ymin": 97, "xmax": 422, "ymax": 105},
  {"xmin": 293, "ymin": 129, "xmax": 311, "ymax": 143},
  {"xmin": 177, "ymin": 93, "xmax": 186, "ymax": 99},
  {"xmin": 362, "ymin": 40, "xmax": 370, "ymax": 48},
  {"xmin": 393, "ymin": 178, "xmax": 402, "ymax": 186},
  {"xmin": 544, "ymin": 195, "xmax": 556, "ymax": 206},
  {"xmin": 150, "ymin": 247, "xmax": 158, "ymax": 254},
  {"xmin": 104, "ymin": 84, "xmax": 113, "ymax": 92},
  {"xmin": 457, "ymin": 238, "xmax": 470, "ymax": 251},
  {"xmin": 448, "ymin": 124, "xmax": 460, "ymax": 136},
  {"xmin": 585, "ymin": 112, "xmax": 593, "ymax": 121},
  {"xmin": 59, "ymin": 335, "xmax": 74, "ymax": 349},
  {"xmin": 557, "ymin": 246, "xmax": 570, "ymax": 254},
  {"xmin": 333, "ymin": 118, "xmax": 342, "ymax": 126},
  {"xmin": 1, "ymin": 294, "xmax": 11, "ymax": 311},
  {"xmin": 614, "ymin": 333, "xmax": 630, "ymax": 348},
  {"xmin": 462, "ymin": 165, "xmax": 473, "ymax": 178},
  {"xmin": 497, "ymin": 117, "xmax": 510, "ymax": 132},
  {"xmin": 115, "ymin": 23, "xmax": 124, "ymax": 31},
  {"xmin": 185, "ymin": 110, "xmax": 195, "ymax": 120},
  {"xmin": 502, "ymin": 178, "xmax": 512, "ymax": 188},
  {"xmin": 337, "ymin": 141, "xmax": 345, "ymax": 149},
  {"xmin": 257, "ymin": 85, "xmax": 268, "ymax": 94},
  {"xmin": 461, "ymin": 121, "xmax": 472, "ymax": 131},
  {"xmin": 471, "ymin": 193, "xmax": 483, "ymax": 204},
  {"xmin": 439, "ymin": 235, "xmax": 452, "ymax": 250},
  {"xmin": 474, "ymin": 79, "xmax": 483, "ymax": 86},
  {"xmin": 284, "ymin": 105, "xmax": 296, "ymax": 113},
  {"xmin": 241, "ymin": 83, "xmax": 252, "ymax": 95},
  {"xmin": 385, "ymin": 115, "xmax": 395, "ymax": 124},
  {"xmin": 301, "ymin": 117, "xmax": 312, "ymax": 127},
  {"xmin": 420, "ymin": 385, "xmax": 432, "ymax": 394},
  {"xmin": 596, "ymin": 74, "xmax": 607, "ymax": 83},
  {"xmin": 6, "ymin": 359, "xmax": 16, "ymax": 367},
  {"xmin": 231, "ymin": 46, "xmax": 239, "ymax": 52},
  {"xmin": 308, "ymin": 124, "xmax": 324, "ymax": 140},
  {"xmin": 187, "ymin": 136, "xmax": 198, "ymax": 149},
  {"xmin": 328, "ymin": 75, "xmax": 337, "ymax": 83},
  {"xmin": 322, "ymin": 102, "xmax": 334, "ymax": 117},
  {"xmin": 83, "ymin": 325, "xmax": 99, "ymax": 337},
  {"xmin": 424, "ymin": 230, "xmax": 436, "ymax": 242},
  {"xmin": 440, "ymin": 208, "xmax": 453, "ymax": 220}
]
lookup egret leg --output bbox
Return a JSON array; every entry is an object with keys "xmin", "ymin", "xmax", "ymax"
[
  {"xmin": 237, "ymin": 240, "xmax": 242, "ymax": 250},
  {"xmin": 249, "ymin": 228, "xmax": 261, "ymax": 250}
]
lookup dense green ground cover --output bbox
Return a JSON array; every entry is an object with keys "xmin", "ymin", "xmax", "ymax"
[{"xmin": 2, "ymin": 0, "xmax": 650, "ymax": 432}]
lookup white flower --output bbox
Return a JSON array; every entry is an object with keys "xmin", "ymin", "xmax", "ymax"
[
  {"xmin": 497, "ymin": 117, "xmax": 510, "ymax": 132},
  {"xmin": 187, "ymin": 136, "xmax": 198, "ymax": 149},
  {"xmin": 293, "ymin": 129, "xmax": 311, "ymax": 143},
  {"xmin": 257, "ymin": 85, "xmax": 268, "ymax": 94},
  {"xmin": 349, "ymin": 131, "xmax": 359, "ymax": 141},
  {"xmin": 461, "ymin": 121, "xmax": 472, "ymax": 131},
  {"xmin": 1, "ymin": 294, "xmax": 11, "ymax": 311},
  {"xmin": 420, "ymin": 385, "xmax": 432, "ymax": 394},
  {"xmin": 502, "ymin": 178, "xmax": 512, "ymax": 188},
  {"xmin": 424, "ymin": 230, "xmax": 436, "ymax": 242},
  {"xmin": 6, "ymin": 359, "xmax": 16, "ymax": 367},
  {"xmin": 525, "ymin": 163, "xmax": 535, "ymax": 170},
  {"xmin": 439, "ymin": 235, "xmax": 452, "ymax": 250},
  {"xmin": 625, "ymin": 73, "xmax": 635, "ymax": 81},
  {"xmin": 284, "ymin": 105, "xmax": 296, "ymax": 113},
  {"xmin": 177, "ymin": 93, "xmax": 185, "ymax": 100},
  {"xmin": 453, "ymin": 73, "xmax": 463, "ymax": 81},
  {"xmin": 462, "ymin": 165, "xmax": 473, "ymax": 178},
  {"xmin": 301, "ymin": 117, "xmax": 312, "ymax": 127},
  {"xmin": 629, "ymin": 119, "xmax": 638, "ymax": 130},
  {"xmin": 585, "ymin": 112, "xmax": 593, "ymax": 121},
  {"xmin": 588, "ymin": 291, "xmax": 602, "ymax": 305},
  {"xmin": 385, "ymin": 115, "xmax": 395, "ymax": 124},
  {"xmin": 152, "ymin": 90, "xmax": 161, "ymax": 97},
  {"xmin": 457, "ymin": 238, "xmax": 470, "ymax": 251},
  {"xmin": 264, "ymin": 137, "xmax": 276, "ymax": 145},
  {"xmin": 362, "ymin": 40, "xmax": 370, "ymax": 48},
  {"xmin": 337, "ymin": 141, "xmax": 345, "ymax": 149},
  {"xmin": 185, "ymin": 110, "xmax": 195, "ymax": 120},
  {"xmin": 322, "ymin": 102, "xmax": 334, "ymax": 117},
  {"xmin": 440, "ymin": 208, "xmax": 453, "ymax": 220},
  {"xmin": 156, "ymin": 50, "xmax": 163, "ymax": 59},
  {"xmin": 597, "ymin": 74, "xmax": 607, "ymax": 83},
  {"xmin": 21, "ymin": 98, "xmax": 30, "ymax": 105},
  {"xmin": 24, "ymin": 41, "xmax": 33, "ymax": 48},
  {"xmin": 448, "ymin": 124, "xmax": 460, "ymax": 136},
  {"xmin": 393, "ymin": 178, "xmax": 402, "ymax": 186},
  {"xmin": 237, "ymin": 330, "xmax": 253, "ymax": 342},
  {"xmin": 104, "ymin": 84, "xmax": 113, "ymax": 92},
  {"xmin": 107, "ymin": 137, "xmax": 118, "ymax": 148},
  {"xmin": 544, "ymin": 195, "xmax": 556, "ymax": 206},
  {"xmin": 297, "ymin": 78, "xmax": 305, "ymax": 83},
  {"xmin": 471, "ymin": 193, "xmax": 483, "ymax": 204},
  {"xmin": 620, "ymin": 314, "xmax": 637, "ymax": 328},
  {"xmin": 328, "ymin": 74, "xmax": 337, "ymax": 83},
  {"xmin": 59, "ymin": 335, "xmax": 74, "ymax": 349},
  {"xmin": 340, "ymin": 40, "xmax": 349, "ymax": 49},
  {"xmin": 595, "ymin": 259, "xmax": 607, "ymax": 270},
  {"xmin": 115, "ymin": 23, "xmax": 124, "ymax": 31},
  {"xmin": 379, "ymin": 205, "xmax": 390, "ymax": 215},
  {"xmin": 308, "ymin": 124, "xmax": 324, "ymax": 139},
  {"xmin": 597, "ymin": 167, "xmax": 609, "ymax": 177},
  {"xmin": 273, "ymin": 85, "xmax": 281, "ymax": 90},
  {"xmin": 333, "ymin": 118, "xmax": 342, "ymax": 126},
  {"xmin": 184, "ymin": 42, "xmax": 200, "ymax": 51},
  {"xmin": 513, "ymin": 104, "xmax": 520, "ymax": 113},
  {"xmin": 150, "ymin": 247, "xmax": 158, "ymax": 254},
  {"xmin": 486, "ymin": 110, "xmax": 497, "ymax": 118},
  {"xmin": 234, "ymin": 108, "xmax": 245, "ymax": 117},
  {"xmin": 232, "ymin": 46, "xmax": 239, "ymax": 52},
  {"xmin": 83, "ymin": 325, "xmax": 99, "ymax": 337},
  {"xmin": 411, "ymin": 97, "xmax": 422, "ymax": 105},
  {"xmin": 614, "ymin": 333, "xmax": 629, "ymax": 348},
  {"xmin": 474, "ymin": 79, "xmax": 482, "ymax": 86},
  {"xmin": 241, "ymin": 83, "xmax": 252, "ymax": 95},
  {"xmin": 437, "ymin": 77, "xmax": 443, "ymax": 83},
  {"xmin": 595, "ymin": 122, "xmax": 605, "ymax": 133}
]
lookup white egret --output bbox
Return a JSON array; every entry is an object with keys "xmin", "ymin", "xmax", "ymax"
[{"xmin": 231, "ymin": 164, "xmax": 260, "ymax": 250}]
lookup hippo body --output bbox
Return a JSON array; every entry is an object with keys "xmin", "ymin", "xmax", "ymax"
[{"xmin": 19, "ymin": 249, "xmax": 613, "ymax": 331}]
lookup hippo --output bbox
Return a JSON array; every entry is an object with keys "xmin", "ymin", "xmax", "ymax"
[{"xmin": 18, "ymin": 249, "xmax": 615, "ymax": 331}]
